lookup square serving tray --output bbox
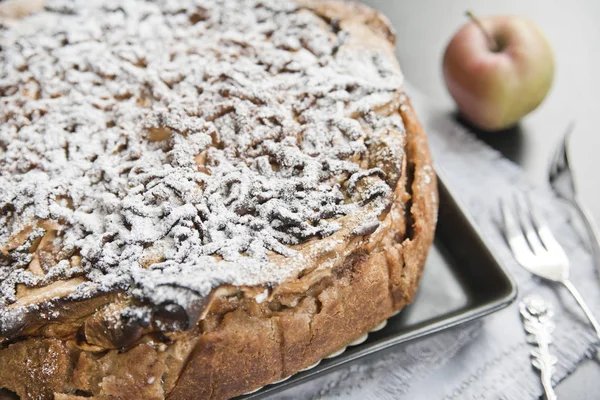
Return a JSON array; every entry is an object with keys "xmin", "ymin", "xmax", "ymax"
[{"xmin": 241, "ymin": 167, "xmax": 518, "ymax": 399}]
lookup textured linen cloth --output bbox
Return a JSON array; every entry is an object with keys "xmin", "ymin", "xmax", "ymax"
[{"xmin": 275, "ymin": 88, "xmax": 600, "ymax": 400}]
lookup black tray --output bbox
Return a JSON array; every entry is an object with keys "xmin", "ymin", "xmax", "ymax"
[{"xmin": 242, "ymin": 168, "xmax": 517, "ymax": 399}]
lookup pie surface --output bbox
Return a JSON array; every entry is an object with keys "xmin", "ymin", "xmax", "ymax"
[{"xmin": 0, "ymin": 1, "xmax": 438, "ymax": 399}]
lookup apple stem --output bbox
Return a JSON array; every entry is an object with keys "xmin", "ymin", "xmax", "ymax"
[{"xmin": 465, "ymin": 11, "xmax": 499, "ymax": 52}]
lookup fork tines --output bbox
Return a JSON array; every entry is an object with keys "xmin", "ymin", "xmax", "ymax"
[{"xmin": 500, "ymin": 194, "xmax": 569, "ymax": 278}]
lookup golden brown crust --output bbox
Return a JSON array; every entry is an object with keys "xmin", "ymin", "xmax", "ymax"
[
  {"xmin": 168, "ymin": 96, "xmax": 437, "ymax": 400},
  {"xmin": 0, "ymin": 1, "xmax": 437, "ymax": 399},
  {"xmin": 0, "ymin": 96, "xmax": 436, "ymax": 400},
  {"xmin": 0, "ymin": 0, "xmax": 46, "ymax": 20},
  {"xmin": 297, "ymin": 0, "xmax": 397, "ymax": 45}
]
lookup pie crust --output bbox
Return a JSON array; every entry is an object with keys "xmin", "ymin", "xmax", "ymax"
[{"xmin": 0, "ymin": 1, "xmax": 437, "ymax": 399}]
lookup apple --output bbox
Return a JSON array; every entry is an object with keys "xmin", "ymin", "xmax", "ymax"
[{"xmin": 443, "ymin": 12, "xmax": 554, "ymax": 131}]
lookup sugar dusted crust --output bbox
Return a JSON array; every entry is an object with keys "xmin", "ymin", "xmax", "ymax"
[
  {"xmin": 0, "ymin": 99, "xmax": 435, "ymax": 400},
  {"xmin": 169, "ymin": 98, "xmax": 437, "ymax": 399},
  {"xmin": 0, "ymin": 1, "xmax": 437, "ymax": 399}
]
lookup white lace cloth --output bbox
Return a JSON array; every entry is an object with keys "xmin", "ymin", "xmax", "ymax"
[{"xmin": 276, "ymin": 88, "xmax": 600, "ymax": 400}]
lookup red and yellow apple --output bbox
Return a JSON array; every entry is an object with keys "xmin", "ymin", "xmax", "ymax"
[{"xmin": 443, "ymin": 13, "xmax": 554, "ymax": 131}]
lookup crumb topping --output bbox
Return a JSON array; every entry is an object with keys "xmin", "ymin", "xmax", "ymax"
[{"xmin": 0, "ymin": 0, "xmax": 405, "ymax": 330}]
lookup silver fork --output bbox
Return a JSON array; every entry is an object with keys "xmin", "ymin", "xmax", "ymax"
[
  {"xmin": 549, "ymin": 123, "xmax": 600, "ymax": 276},
  {"xmin": 500, "ymin": 194, "xmax": 600, "ymax": 341}
]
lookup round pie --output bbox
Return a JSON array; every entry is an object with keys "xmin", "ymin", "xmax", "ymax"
[{"xmin": 0, "ymin": 0, "xmax": 438, "ymax": 399}]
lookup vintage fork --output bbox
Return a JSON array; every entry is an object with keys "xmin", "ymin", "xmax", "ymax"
[
  {"xmin": 549, "ymin": 123, "xmax": 600, "ymax": 276},
  {"xmin": 500, "ymin": 194, "xmax": 600, "ymax": 341}
]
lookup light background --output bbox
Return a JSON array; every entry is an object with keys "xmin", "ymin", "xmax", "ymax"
[{"xmin": 360, "ymin": 0, "xmax": 600, "ymax": 398}]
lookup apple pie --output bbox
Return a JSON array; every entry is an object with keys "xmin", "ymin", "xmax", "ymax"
[{"xmin": 0, "ymin": 0, "xmax": 438, "ymax": 399}]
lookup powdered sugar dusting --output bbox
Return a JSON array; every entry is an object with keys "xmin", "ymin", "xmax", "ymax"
[{"xmin": 0, "ymin": 0, "xmax": 405, "ymax": 330}]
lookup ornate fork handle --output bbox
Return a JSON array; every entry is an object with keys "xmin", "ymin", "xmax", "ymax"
[
  {"xmin": 520, "ymin": 295, "xmax": 558, "ymax": 400},
  {"xmin": 533, "ymin": 342, "xmax": 558, "ymax": 400}
]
